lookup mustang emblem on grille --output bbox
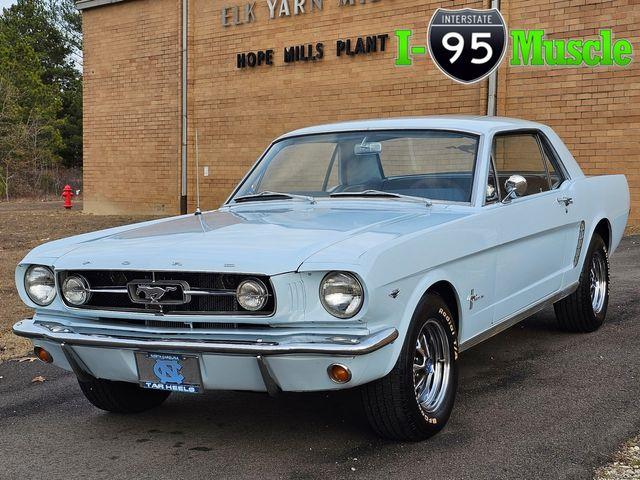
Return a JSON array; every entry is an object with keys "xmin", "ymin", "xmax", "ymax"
[
  {"xmin": 136, "ymin": 285, "xmax": 177, "ymax": 302},
  {"xmin": 127, "ymin": 280, "xmax": 189, "ymax": 307}
]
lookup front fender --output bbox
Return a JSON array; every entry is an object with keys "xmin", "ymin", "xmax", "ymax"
[{"xmin": 371, "ymin": 268, "xmax": 463, "ymax": 379}]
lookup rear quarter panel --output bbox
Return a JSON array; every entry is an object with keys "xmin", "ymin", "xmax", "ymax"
[{"xmin": 564, "ymin": 174, "xmax": 630, "ymax": 287}]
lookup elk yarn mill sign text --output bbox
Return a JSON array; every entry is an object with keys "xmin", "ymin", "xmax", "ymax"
[{"xmin": 222, "ymin": 0, "xmax": 381, "ymax": 27}]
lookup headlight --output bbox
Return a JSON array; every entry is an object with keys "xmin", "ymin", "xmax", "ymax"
[
  {"xmin": 236, "ymin": 278, "xmax": 268, "ymax": 311},
  {"xmin": 62, "ymin": 275, "xmax": 90, "ymax": 306},
  {"xmin": 320, "ymin": 272, "xmax": 364, "ymax": 319},
  {"xmin": 24, "ymin": 265, "xmax": 56, "ymax": 306}
]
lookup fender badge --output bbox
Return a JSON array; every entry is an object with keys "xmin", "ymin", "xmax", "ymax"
[
  {"xmin": 467, "ymin": 289, "xmax": 484, "ymax": 309},
  {"xmin": 389, "ymin": 289, "xmax": 400, "ymax": 299}
]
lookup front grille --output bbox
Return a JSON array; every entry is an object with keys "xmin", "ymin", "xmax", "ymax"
[
  {"xmin": 100, "ymin": 318, "xmax": 270, "ymax": 329},
  {"xmin": 58, "ymin": 270, "xmax": 275, "ymax": 315}
]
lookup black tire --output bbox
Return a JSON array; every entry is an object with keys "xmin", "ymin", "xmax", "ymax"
[
  {"xmin": 361, "ymin": 293, "xmax": 458, "ymax": 441},
  {"xmin": 78, "ymin": 377, "xmax": 171, "ymax": 413},
  {"xmin": 554, "ymin": 233, "xmax": 609, "ymax": 333}
]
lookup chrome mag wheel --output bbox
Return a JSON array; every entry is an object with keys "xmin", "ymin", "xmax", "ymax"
[
  {"xmin": 413, "ymin": 318, "xmax": 451, "ymax": 415},
  {"xmin": 590, "ymin": 250, "xmax": 607, "ymax": 315}
]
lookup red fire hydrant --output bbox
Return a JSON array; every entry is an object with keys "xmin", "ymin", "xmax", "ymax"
[{"xmin": 62, "ymin": 185, "xmax": 74, "ymax": 209}]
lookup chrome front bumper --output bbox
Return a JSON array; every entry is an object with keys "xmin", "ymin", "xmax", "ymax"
[
  {"xmin": 13, "ymin": 319, "xmax": 398, "ymax": 356},
  {"xmin": 13, "ymin": 319, "xmax": 400, "ymax": 394}
]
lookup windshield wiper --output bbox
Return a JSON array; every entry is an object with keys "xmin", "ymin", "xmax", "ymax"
[
  {"xmin": 330, "ymin": 189, "xmax": 432, "ymax": 206},
  {"xmin": 233, "ymin": 191, "xmax": 316, "ymax": 204}
]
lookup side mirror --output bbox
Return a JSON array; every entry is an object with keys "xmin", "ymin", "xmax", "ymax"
[{"xmin": 502, "ymin": 175, "xmax": 527, "ymax": 203}]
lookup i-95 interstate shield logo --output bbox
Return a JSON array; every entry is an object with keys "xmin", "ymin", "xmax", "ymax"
[{"xmin": 428, "ymin": 8, "xmax": 508, "ymax": 84}]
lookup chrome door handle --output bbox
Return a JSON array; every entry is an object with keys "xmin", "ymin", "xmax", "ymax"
[{"xmin": 557, "ymin": 196, "xmax": 573, "ymax": 206}]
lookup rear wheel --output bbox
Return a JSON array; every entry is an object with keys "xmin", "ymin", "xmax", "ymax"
[
  {"xmin": 361, "ymin": 293, "xmax": 458, "ymax": 441},
  {"xmin": 78, "ymin": 377, "xmax": 171, "ymax": 413},
  {"xmin": 554, "ymin": 233, "xmax": 609, "ymax": 332}
]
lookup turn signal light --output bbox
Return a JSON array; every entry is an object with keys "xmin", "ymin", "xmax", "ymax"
[
  {"xmin": 34, "ymin": 346, "xmax": 53, "ymax": 363},
  {"xmin": 327, "ymin": 363, "xmax": 352, "ymax": 384}
]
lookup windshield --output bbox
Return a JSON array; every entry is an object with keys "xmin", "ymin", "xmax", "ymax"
[{"xmin": 231, "ymin": 130, "xmax": 479, "ymax": 203}]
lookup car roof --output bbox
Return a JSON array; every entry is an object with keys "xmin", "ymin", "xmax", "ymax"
[{"xmin": 276, "ymin": 115, "xmax": 546, "ymax": 139}]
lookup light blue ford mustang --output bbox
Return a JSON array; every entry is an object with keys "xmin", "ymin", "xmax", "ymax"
[{"xmin": 13, "ymin": 116, "xmax": 630, "ymax": 440}]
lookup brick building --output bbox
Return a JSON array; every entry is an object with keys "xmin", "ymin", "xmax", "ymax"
[{"xmin": 77, "ymin": 0, "xmax": 639, "ymax": 230}]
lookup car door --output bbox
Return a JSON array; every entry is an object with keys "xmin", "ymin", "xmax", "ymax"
[{"xmin": 486, "ymin": 130, "xmax": 579, "ymax": 323}]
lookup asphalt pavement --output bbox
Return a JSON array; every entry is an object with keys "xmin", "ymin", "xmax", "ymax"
[{"xmin": 1, "ymin": 236, "xmax": 639, "ymax": 480}]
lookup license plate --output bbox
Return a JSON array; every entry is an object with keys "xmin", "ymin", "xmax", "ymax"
[{"xmin": 135, "ymin": 352, "xmax": 202, "ymax": 394}]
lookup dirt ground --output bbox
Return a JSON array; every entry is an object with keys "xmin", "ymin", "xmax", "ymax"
[
  {"xmin": 0, "ymin": 201, "xmax": 155, "ymax": 361},
  {"xmin": 596, "ymin": 435, "xmax": 640, "ymax": 480}
]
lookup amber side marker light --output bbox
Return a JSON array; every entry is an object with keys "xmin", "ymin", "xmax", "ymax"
[
  {"xmin": 327, "ymin": 364, "xmax": 352, "ymax": 384},
  {"xmin": 34, "ymin": 346, "xmax": 53, "ymax": 363}
]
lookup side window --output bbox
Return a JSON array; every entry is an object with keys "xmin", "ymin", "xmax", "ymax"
[{"xmin": 493, "ymin": 133, "xmax": 551, "ymax": 199}]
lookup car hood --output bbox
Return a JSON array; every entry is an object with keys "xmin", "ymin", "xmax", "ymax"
[{"xmin": 25, "ymin": 202, "xmax": 467, "ymax": 275}]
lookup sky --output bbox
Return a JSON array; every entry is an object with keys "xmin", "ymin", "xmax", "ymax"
[{"xmin": 0, "ymin": 0, "xmax": 15, "ymax": 11}]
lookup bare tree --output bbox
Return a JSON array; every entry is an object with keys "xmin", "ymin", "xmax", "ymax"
[{"xmin": 0, "ymin": 78, "xmax": 60, "ymax": 200}]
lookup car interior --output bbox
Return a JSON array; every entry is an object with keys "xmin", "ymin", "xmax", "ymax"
[{"xmin": 329, "ymin": 140, "xmax": 474, "ymax": 203}]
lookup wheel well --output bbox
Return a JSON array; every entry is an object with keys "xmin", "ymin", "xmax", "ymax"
[
  {"xmin": 427, "ymin": 281, "xmax": 460, "ymax": 332},
  {"xmin": 594, "ymin": 218, "xmax": 611, "ymax": 251}
]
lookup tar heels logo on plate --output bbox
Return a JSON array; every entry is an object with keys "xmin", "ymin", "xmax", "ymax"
[{"xmin": 153, "ymin": 355, "xmax": 185, "ymax": 384}]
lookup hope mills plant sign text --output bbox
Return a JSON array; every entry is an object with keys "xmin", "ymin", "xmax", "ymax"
[{"xmin": 237, "ymin": 34, "xmax": 389, "ymax": 68}]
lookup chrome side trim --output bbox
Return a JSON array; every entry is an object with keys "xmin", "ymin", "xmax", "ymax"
[
  {"xmin": 459, "ymin": 281, "xmax": 579, "ymax": 352},
  {"xmin": 574, "ymin": 220, "xmax": 586, "ymax": 267},
  {"xmin": 13, "ymin": 320, "xmax": 399, "ymax": 356}
]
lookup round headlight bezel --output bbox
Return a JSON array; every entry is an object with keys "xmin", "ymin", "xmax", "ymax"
[
  {"xmin": 319, "ymin": 271, "xmax": 364, "ymax": 319},
  {"xmin": 236, "ymin": 278, "xmax": 269, "ymax": 312},
  {"xmin": 61, "ymin": 274, "xmax": 91, "ymax": 306},
  {"xmin": 24, "ymin": 265, "xmax": 57, "ymax": 306}
]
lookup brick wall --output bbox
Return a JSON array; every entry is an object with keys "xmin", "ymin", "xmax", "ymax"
[
  {"xmin": 498, "ymin": 0, "xmax": 640, "ymax": 230},
  {"xmin": 83, "ymin": 0, "xmax": 181, "ymax": 215},
  {"xmin": 82, "ymin": 0, "xmax": 639, "ymax": 230},
  {"xmin": 188, "ymin": 0, "xmax": 486, "ymax": 211}
]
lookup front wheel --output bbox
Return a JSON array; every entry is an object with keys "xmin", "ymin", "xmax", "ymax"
[
  {"xmin": 361, "ymin": 293, "xmax": 458, "ymax": 441},
  {"xmin": 554, "ymin": 233, "xmax": 609, "ymax": 332}
]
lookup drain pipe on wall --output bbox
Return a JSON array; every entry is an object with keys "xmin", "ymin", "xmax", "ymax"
[
  {"xmin": 180, "ymin": 0, "xmax": 188, "ymax": 214},
  {"xmin": 486, "ymin": 0, "xmax": 500, "ymax": 116}
]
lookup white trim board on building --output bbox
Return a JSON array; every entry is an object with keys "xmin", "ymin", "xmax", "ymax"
[{"xmin": 76, "ymin": 0, "xmax": 130, "ymax": 11}]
